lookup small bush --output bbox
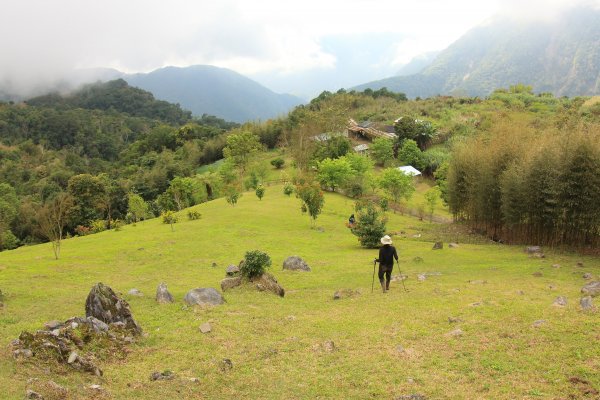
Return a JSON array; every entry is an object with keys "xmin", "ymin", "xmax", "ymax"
[
  {"xmin": 75, "ymin": 225, "xmax": 91, "ymax": 236},
  {"xmin": 241, "ymin": 250, "xmax": 272, "ymax": 279},
  {"xmin": 255, "ymin": 185, "xmax": 265, "ymax": 200},
  {"xmin": 187, "ymin": 210, "xmax": 202, "ymax": 220},
  {"xmin": 112, "ymin": 219, "xmax": 124, "ymax": 231},
  {"xmin": 90, "ymin": 219, "xmax": 107, "ymax": 234},
  {"xmin": 283, "ymin": 183, "xmax": 294, "ymax": 196},
  {"xmin": 0, "ymin": 230, "xmax": 19, "ymax": 250},
  {"xmin": 270, "ymin": 158, "xmax": 285, "ymax": 169},
  {"xmin": 351, "ymin": 201, "xmax": 387, "ymax": 248},
  {"xmin": 162, "ymin": 211, "xmax": 178, "ymax": 231}
]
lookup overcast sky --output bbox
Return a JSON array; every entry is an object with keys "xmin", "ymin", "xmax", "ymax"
[{"xmin": 1, "ymin": 0, "xmax": 598, "ymax": 96}]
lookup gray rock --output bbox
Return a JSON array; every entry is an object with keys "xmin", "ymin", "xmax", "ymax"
[
  {"xmin": 155, "ymin": 283, "xmax": 174, "ymax": 304},
  {"xmin": 150, "ymin": 370, "xmax": 175, "ymax": 381},
  {"xmin": 532, "ymin": 271, "xmax": 543, "ymax": 277},
  {"xmin": 220, "ymin": 277, "xmax": 242, "ymax": 291},
  {"xmin": 469, "ymin": 280, "xmax": 487, "ymax": 284},
  {"xmin": 253, "ymin": 273, "xmax": 285, "ymax": 297},
  {"xmin": 448, "ymin": 243, "xmax": 459, "ymax": 248},
  {"xmin": 184, "ymin": 288, "xmax": 225, "ymax": 306},
  {"xmin": 447, "ymin": 328, "xmax": 463, "ymax": 337},
  {"xmin": 25, "ymin": 389, "xmax": 44, "ymax": 399},
  {"xmin": 128, "ymin": 288, "xmax": 143, "ymax": 296},
  {"xmin": 44, "ymin": 320, "xmax": 63, "ymax": 330},
  {"xmin": 85, "ymin": 283, "xmax": 142, "ymax": 334},
  {"xmin": 323, "ymin": 340, "xmax": 335, "ymax": 352},
  {"xmin": 282, "ymin": 256, "xmax": 311, "ymax": 272},
  {"xmin": 580, "ymin": 296, "xmax": 594, "ymax": 310},
  {"xmin": 581, "ymin": 281, "xmax": 600, "ymax": 297},
  {"xmin": 395, "ymin": 395, "xmax": 427, "ymax": 400},
  {"xmin": 525, "ymin": 246, "xmax": 542, "ymax": 254},
  {"xmin": 225, "ymin": 264, "xmax": 240, "ymax": 276},
  {"xmin": 67, "ymin": 351, "xmax": 78, "ymax": 364},
  {"xmin": 532, "ymin": 319, "xmax": 547, "ymax": 328},
  {"xmin": 583, "ymin": 273, "xmax": 593, "ymax": 280},
  {"xmin": 553, "ymin": 296, "xmax": 567, "ymax": 307},
  {"xmin": 432, "ymin": 242, "xmax": 443, "ymax": 250},
  {"xmin": 391, "ymin": 274, "xmax": 408, "ymax": 282},
  {"xmin": 333, "ymin": 289, "xmax": 360, "ymax": 300},
  {"xmin": 448, "ymin": 317, "xmax": 462, "ymax": 323},
  {"xmin": 417, "ymin": 274, "xmax": 426, "ymax": 281},
  {"xmin": 220, "ymin": 358, "xmax": 233, "ymax": 371},
  {"xmin": 199, "ymin": 322, "xmax": 212, "ymax": 334}
]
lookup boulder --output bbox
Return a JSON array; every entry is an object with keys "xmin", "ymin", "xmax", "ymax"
[
  {"xmin": 448, "ymin": 243, "xmax": 459, "ymax": 248},
  {"xmin": 333, "ymin": 289, "xmax": 360, "ymax": 300},
  {"xmin": 525, "ymin": 246, "xmax": 542, "ymax": 254},
  {"xmin": 221, "ymin": 277, "xmax": 242, "ymax": 291},
  {"xmin": 447, "ymin": 328, "xmax": 463, "ymax": 337},
  {"xmin": 553, "ymin": 296, "xmax": 567, "ymax": 307},
  {"xmin": 581, "ymin": 281, "xmax": 600, "ymax": 297},
  {"xmin": 155, "ymin": 283, "xmax": 174, "ymax": 304},
  {"xmin": 580, "ymin": 296, "xmax": 594, "ymax": 310},
  {"xmin": 253, "ymin": 273, "xmax": 285, "ymax": 297},
  {"xmin": 282, "ymin": 256, "xmax": 311, "ymax": 272},
  {"xmin": 184, "ymin": 288, "xmax": 224, "ymax": 306},
  {"xmin": 85, "ymin": 283, "xmax": 141, "ymax": 334},
  {"xmin": 128, "ymin": 288, "xmax": 143, "ymax": 296},
  {"xmin": 417, "ymin": 274, "xmax": 426, "ymax": 281},
  {"xmin": 532, "ymin": 319, "xmax": 547, "ymax": 328},
  {"xmin": 432, "ymin": 242, "xmax": 443, "ymax": 250},
  {"xmin": 583, "ymin": 273, "xmax": 593, "ymax": 280},
  {"xmin": 225, "ymin": 264, "xmax": 240, "ymax": 276},
  {"xmin": 199, "ymin": 322, "xmax": 212, "ymax": 334},
  {"xmin": 150, "ymin": 370, "xmax": 175, "ymax": 381}
]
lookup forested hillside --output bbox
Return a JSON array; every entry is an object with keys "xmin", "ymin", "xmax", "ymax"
[{"xmin": 0, "ymin": 82, "xmax": 599, "ymax": 252}]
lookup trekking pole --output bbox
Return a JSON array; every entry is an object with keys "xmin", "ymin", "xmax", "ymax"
[
  {"xmin": 371, "ymin": 259, "xmax": 377, "ymax": 293},
  {"xmin": 397, "ymin": 259, "xmax": 408, "ymax": 292}
]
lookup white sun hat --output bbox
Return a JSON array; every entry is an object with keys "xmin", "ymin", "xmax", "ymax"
[{"xmin": 380, "ymin": 235, "xmax": 393, "ymax": 245}]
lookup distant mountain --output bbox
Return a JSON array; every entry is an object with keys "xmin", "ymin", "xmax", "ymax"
[
  {"xmin": 125, "ymin": 65, "xmax": 304, "ymax": 123},
  {"xmin": 355, "ymin": 6, "xmax": 600, "ymax": 98},
  {"xmin": 395, "ymin": 51, "xmax": 439, "ymax": 76},
  {"xmin": 27, "ymin": 79, "xmax": 192, "ymax": 125}
]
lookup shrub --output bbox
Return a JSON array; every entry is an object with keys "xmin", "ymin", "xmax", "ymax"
[
  {"xmin": 240, "ymin": 250, "xmax": 272, "ymax": 279},
  {"xmin": 90, "ymin": 219, "xmax": 107, "ymax": 234},
  {"xmin": 270, "ymin": 158, "xmax": 285, "ymax": 169},
  {"xmin": 75, "ymin": 225, "xmax": 91, "ymax": 236},
  {"xmin": 0, "ymin": 230, "xmax": 19, "ymax": 251},
  {"xmin": 283, "ymin": 183, "xmax": 294, "ymax": 196},
  {"xmin": 351, "ymin": 201, "xmax": 387, "ymax": 248},
  {"xmin": 255, "ymin": 185, "xmax": 265, "ymax": 200},
  {"xmin": 187, "ymin": 210, "xmax": 202, "ymax": 220},
  {"xmin": 112, "ymin": 219, "xmax": 124, "ymax": 231},
  {"xmin": 162, "ymin": 211, "xmax": 178, "ymax": 231}
]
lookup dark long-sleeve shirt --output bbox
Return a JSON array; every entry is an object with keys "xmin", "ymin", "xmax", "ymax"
[{"xmin": 377, "ymin": 245, "xmax": 398, "ymax": 267}]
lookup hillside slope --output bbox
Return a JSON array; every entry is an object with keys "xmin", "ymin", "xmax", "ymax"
[
  {"xmin": 355, "ymin": 6, "xmax": 600, "ymax": 97},
  {"xmin": 0, "ymin": 186, "xmax": 597, "ymax": 399},
  {"xmin": 125, "ymin": 65, "xmax": 304, "ymax": 123}
]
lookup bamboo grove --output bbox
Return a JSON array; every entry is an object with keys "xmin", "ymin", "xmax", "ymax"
[{"xmin": 446, "ymin": 118, "xmax": 600, "ymax": 249}]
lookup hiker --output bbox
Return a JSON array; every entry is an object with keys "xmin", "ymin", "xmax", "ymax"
[
  {"xmin": 348, "ymin": 214, "xmax": 355, "ymax": 227},
  {"xmin": 375, "ymin": 235, "xmax": 398, "ymax": 293}
]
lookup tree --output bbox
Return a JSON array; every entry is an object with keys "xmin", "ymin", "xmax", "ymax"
[
  {"xmin": 351, "ymin": 200, "xmax": 387, "ymax": 248},
  {"xmin": 270, "ymin": 158, "xmax": 285, "ymax": 169},
  {"xmin": 167, "ymin": 177, "xmax": 196, "ymax": 211},
  {"xmin": 127, "ymin": 193, "xmax": 149, "ymax": 224},
  {"xmin": 424, "ymin": 187, "xmax": 440, "ymax": 222},
  {"xmin": 379, "ymin": 168, "xmax": 415, "ymax": 211},
  {"xmin": 296, "ymin": 181, "xmax": 324, "ymax": 224},
  {"xmin": 394, "ymin": 117, "xmax": 437, "ymax": 150},
  {"xmin": 67, "ymin": 174, "xmax": 107, "ymax": 228},
  {"xmin": 255, "ymin": 185, "xmax": 265, "ymax": 201},
  {"xmin": 225, "ymin": 186, "xmax": 241, "ymax": 206},
  {"xmin": 223, "ymin": 130, "xmax": 262, "ymax": 175},
  {"xmin": 397, "ymin": 139, "xmax": 425, "ymax": 170},
  {"xmin": 370, "ymin": 138, "xmax": 395, "ymax": 166},
  {"xmin": 0, "ymin": 183, "xmax": 19, "ymax": 242},
  {"xmin": 37, "ymin": 193, "xmax": 74, "ymax": 259},
  {"xmin": 316, "ymin": 157, "xmax": 354, "ymax": 192}
]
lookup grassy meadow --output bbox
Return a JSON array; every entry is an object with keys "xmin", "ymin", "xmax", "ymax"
[{"xmin": 0, "ymin": 185, "xmax": 599, "ymax": 399}]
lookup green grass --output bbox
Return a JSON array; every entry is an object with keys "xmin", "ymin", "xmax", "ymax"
[{"xmin": 0, "ymin": 185, "xmax": 598, "ymax": 399}]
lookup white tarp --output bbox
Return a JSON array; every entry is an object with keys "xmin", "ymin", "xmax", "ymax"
[{"xmin": 397, "ymin": 165, "xmax": 422, "ymax": 176}]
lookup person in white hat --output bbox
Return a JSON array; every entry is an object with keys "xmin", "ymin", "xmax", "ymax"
[{"xmin": 375, "ymin": 235, "xmax": 398, "ymax": 293}]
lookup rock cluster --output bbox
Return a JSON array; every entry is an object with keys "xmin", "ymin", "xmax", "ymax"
[
  {"xmin": 12, "ymin": 283, "xmax": 142, "ymax": 377},
  {"xmin": 85, "ymin": 282, "xmax": 142, "ymax": 334}
]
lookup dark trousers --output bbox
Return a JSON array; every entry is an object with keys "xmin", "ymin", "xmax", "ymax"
[{"xmin": 378, "ymin": 264, "xmax": 393, "ymax": 287}]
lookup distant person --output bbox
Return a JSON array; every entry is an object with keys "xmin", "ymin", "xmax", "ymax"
[
  {"xmin": 375, "ymin": 235, "xmax": 398, "ymax": 293},
  {"xmin": 348, "ymin": 214, "xmax": 355, "ymax": 227}
]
